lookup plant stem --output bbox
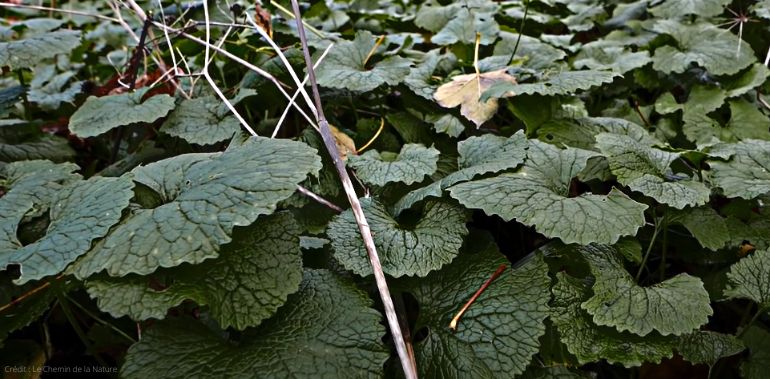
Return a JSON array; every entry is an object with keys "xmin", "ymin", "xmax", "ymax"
[
  {"xmin": 64, "ymin": 294, "xmax": 137, "ymax": 344},
  {"xmin": 55, "ymin": 289, "xmax": 108, "ymax": 366},
  {"xmin": 289, "ymin": 1, "xmax": 417, "ymax": 378},
  {"xmin": 636, "ymin": 211, "xmax": 661, "ymax": 282},
  {"xmin": 737, "ymin": 307, "xmax": 766, "ymax": 337},
  {"xmin": 509, "ymin": 0, "xmax": 530, "ymax": 63},
  {"xmin": 450, "ymin": 264, "xmax": 507, "ymax": 331},
  {"xmin": 16, "ymin": 70, "xmax": 31, "ymax": 121},
  {"xmin": 660, "ymin": 211, "xmax": 668, "ymax": 282}
]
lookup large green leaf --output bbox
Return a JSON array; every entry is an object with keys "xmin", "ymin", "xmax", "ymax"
[
  {"xmin": 347, "ymin": 143, "xmax": 439, "ymax": 186},
  {"xmin": 70, "ymin": 137, "xmax": 321, "ymax": 278},
  {"xmin": 0, "ymin": 30, "xmax": 81, "ymax": 70},
  {"xmin": 651, "ymin": 21, "xmax": 756, "ymax": 76},
  {"xmin": 27, "ymin": 66, "xmax": 82, "ymax": 111},
  {"xmin": 724, "ymin": 249, "xmax": 770, "ymax": 310},
  {"xmin": 580, "ymin": 244, "xmax": 713, "ymax": 336},
  {"xmin": 160, "ymin": 96, "xmax": 241, "ymax": 145},
  {"xmin": 0, "ymin": 161, "xmax": 81, "ymax": 253},
  {"xmin": 398, "ymin": 234, "xmax": 550, "ymax": 377},
  {"xmin": 1, "ymin": 176, "xmax": 134, "ymax": 284},
  {"xmin": 415, "ymin": 0, "xmax": 499, "ymax": 45},
  {"xmin": 120, "ymin": 270, "xmax": 388, "ymax": 378},
  {"xmin": 677, "ymin": 331, "xmax": 744, "ymax": 368},
  {"xmin": 596, "ymin": 133, "xmax": 710, "ymax": 209},
  {"xmin": 394, "ymin": 131, "xmax": 527, "ymax": 214},
  {"xmin": 483, "ymin": 71, "xmax": 619, "ymax": 100},
  {"xmin": 0, "ymin": 124, "xmax": 75, "ymax": 163},
  {"xmin": 668, "ymin": 207, "xmax": 730, "ymax": 251},
  {"xmin": 315, "ymin": 31, "xmax": 411, "ymax": 92},
  {"xmin": 69, "ymin": 88, "xmax": 176, "ymax": 137},
  {"xmin": 741, "ymin": 326, "xmax": 770, "ymax": 379},
  {"xmin": 650, "ymin": 0, "xmax": 731, "ymax": 18},
  {"xmin": 328, "ymin": 198, "xmax": 467, "ymax": 277},
  {"xmin": 450, "ymin": 140, "xmax": 647, "ymax": 244},
  {"xmin": 574, "ymin": 43, "xmax": 651, "ymax": 74},
  {"xmin": 85, "ymin": 212, "xmax": 302, "ymax": 330},
  {"xmin": 551, "ymin": 272, "xmax": 677, "ymax": 367},
  {"xmin": 709, "ymin": 140, "xmax": 770, "ymax": 199}
]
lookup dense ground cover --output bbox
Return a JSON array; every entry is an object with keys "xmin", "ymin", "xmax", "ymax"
[{"xmin": 1, "ymin": 0, "xmax": 770, "ymax": 377}]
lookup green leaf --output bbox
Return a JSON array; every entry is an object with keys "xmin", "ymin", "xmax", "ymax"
[
  {"xmin": 538, "ymin": 117, "xmax": 656, "ymax": 151},
  {"xmin": 650, "ymin": 0, "xmax": 731, "ymax": 18},
  {"xmin": 677, "ymin": 331, "xmax": 744, "ymax": 367},
  {"xmin": 0, "ymin": 122, "xmax": 75, "ymax": 162},
  {"xmin": 493, "ymin": 33, "xmax": 567, "ymax": 70},
  {"xmin": 0, "ymin": 86, "xmax": 24, "ymax": 117},
  {"xmin": 415, "ymin": 0, "xmax": 499, "ymax": 45},
  {"xmin": 69, "ymin": 89, "xmax": 176, "ymax": 137},
  {"xmin": 724, "ymin": 64, "xmax": 770, "ymax": 98},
  {"xmin": 668, "ymin": 207, "xmax": 730, "ymax": 251},
  {"xmin": 347, "ymin": 143, "xmax": 439, "ymax": 186},
  {"xmin": 315, "ymin": 31, "xmax": 411, "ymax": 92},
  {"xmin": 426, "ymin": 113, "xmax": 465, "ymax": 138},
  {"xmin": 1, "ymin": 176, "xmax": 134, "ymax": 284},
  {"xmin": 709, "ymin": 140, "xmax": 770, "ymax": 199},
  {"xmin": 405, "ymin": 50, "xmax": 442, "ymax": 100},
  {"xmin": 71, "ymin": 137, "xmax": 321, "ymax": 278},
  {"xmin": 328, "ymin": 198, "xmax": 467, "ymax": 277},
  {"xmin": 551, "ymin": 271, "xmax": 677, "ymax": 367},
  {"xmin": 27, "ymin": 65, "xmax": 82, "ymax": 111},
  {"xmin": 160, "ymin": 96, "xmax": 240, "ymax": 145},
  {"xmin": 0, "ymin": 30, "xmax": 81, "ymax": 70},
  {"xmin": 395, "ymin": 131, "xmax": 527, "ymax": 214},
  {"xmin": 580, "ymin": 244, "xmax": 713, "ymax": 336},
  {"xmin": 120, "ymin": 270, "xmax": 388, "ymax": 378},
  {"xmin": 741, "ymin": 325, "xmax": 770, "ymax": 379},
  {"xmin": 449, "ymin": 140, "xmax": 647, "ymax": 244},
  {"xmin": 0, "ymin": 161, "xmax": 81, "ymax": 253},
  {"xmin": 85, "ymin": 212, "xmax": 303, "ymax": 329},
  {"xmin": 724, "ymin": 249, "xmax": 770, "ymax": 309},
  {"xmin": 574, "ymin": 43, "xmax": 651, "ymax": 74},
  {"xmin": 651, "ymin": 21, "xmax": 756, "ymax": 76},
  {"xmin": 596, "ymin": 133, "xmax": 710, "ymax": 209},
  {"xmin": 722, "ymin": 100, "xmax": 770, "ymax": 142},
  {"xmin": 398, "ymin": 234, "xmax": 550, "ymax": 377},
  {"xmin": 483, "ymin": 70, "xmax": 619, "ymax": 100}
]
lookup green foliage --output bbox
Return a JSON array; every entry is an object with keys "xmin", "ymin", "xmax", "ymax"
[{"xmin": 2, "ymin": 1, "xmax": 770, "ymax": 377}]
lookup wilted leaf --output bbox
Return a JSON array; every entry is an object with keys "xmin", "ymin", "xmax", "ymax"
[{"xmin": 434, "ymin": 69, "xmax": 517, "ymax": 127}]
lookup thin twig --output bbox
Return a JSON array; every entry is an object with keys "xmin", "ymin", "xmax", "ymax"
[
  {"xmin": 357, "ymin": 118, "xmax": 385, "ymax": 153},
  {"xmin": 289, "ymin": 2, "xmax": 418, "ymax": 378},
  {"xmin": 201, "ymin": 0, "xmax": 256, "ymax": 136},
  {"xmin": 0, "ymin": 275, "xmax": 62, "ymax": 314},
  {"xmin": 0, "ymin": 1, "xmax": 119, "ymax": 23},
  {"xmin": 245, "ymin": 12, "xmax": 318, "ymax": 118},
  {"xmin": 449, "ymin": 264, "xmax": 507, "ymax": 331},
  {"xmin": 273, "ymin": 43, "xmax": 335, "ymax": 138},
  {"xmin": 295, "ymin": 185, "xmax": 343, "ymax": 213}
]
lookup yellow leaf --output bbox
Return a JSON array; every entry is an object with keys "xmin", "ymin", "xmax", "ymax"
[
  {"xmin": 434, "ymin": 69, "xmax": 516, "ymax": 127},
  {"xmin": 329, "ymin": 124, "xmax": 357, "ymax": 161}
]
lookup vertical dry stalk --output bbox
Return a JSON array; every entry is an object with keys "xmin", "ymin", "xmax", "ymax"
[{"xmin": 288, "ymin": 2, "xmax": 418, "ymax": 378}]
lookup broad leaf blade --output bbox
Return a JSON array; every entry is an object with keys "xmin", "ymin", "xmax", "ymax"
[
  {"xmin": 69, "ymin": 89, "xmax": 176, "ymax": 137},
  {"xmin": 71, "ymin": 137, "xmax": 321, "ymax": 278},
  {"xmin": 120, "ymin": 270, "xmax": 389, "ymax": 378},
  {"xmin": 329, "ymin": 199, "xmax": 468, "ymax": 277}
]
